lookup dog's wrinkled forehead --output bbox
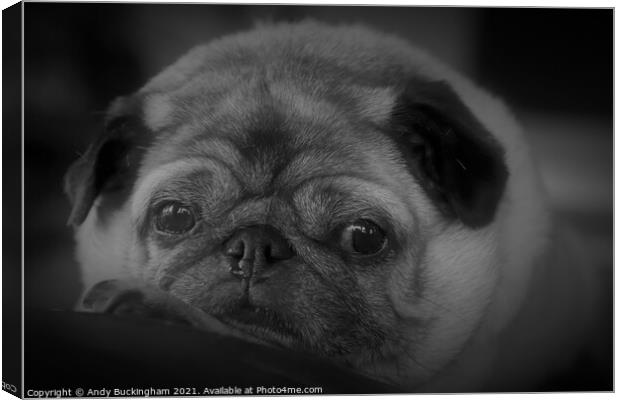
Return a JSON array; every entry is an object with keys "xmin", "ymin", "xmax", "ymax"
[{"xmin": 133, "ymin": 75, "xmax": 408, "ymax": 196}]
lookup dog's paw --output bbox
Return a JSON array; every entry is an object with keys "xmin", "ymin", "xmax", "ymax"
[
  {"xmin": 81, "ymin": 279, "xmax": 194, "ymax": 326},
  {"xmin": 81, "ymin": 279, "xmax": 138, "ymax": 312}
]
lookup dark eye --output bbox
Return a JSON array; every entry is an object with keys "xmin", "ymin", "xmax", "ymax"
[
  {"xmin": 341, "ymin": 219, "xmax": 387, "ymax": 255},
  {"xmin": 154, "ymin": 202, "xmax": 196, "ymax": 234}
]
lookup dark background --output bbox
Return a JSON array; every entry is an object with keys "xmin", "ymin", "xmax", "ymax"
[{"xmin": 21, "ymin": 4, "xmax": 612, "ymax": 318}]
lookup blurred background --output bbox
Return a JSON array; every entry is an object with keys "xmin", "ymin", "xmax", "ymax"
[{"xmin": 21, "ymin": 5, "xmax": 611, "ymax": 315}]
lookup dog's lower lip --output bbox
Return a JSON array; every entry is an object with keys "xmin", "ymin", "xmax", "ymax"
[{"xmin": 214, "ymin": 307, "xmax": 299, "ymax": 349}]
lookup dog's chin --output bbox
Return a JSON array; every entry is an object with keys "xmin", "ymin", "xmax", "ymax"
[
  {"xmin": 208, "ymin": 304, "xmax": 305, "ymax": 352},
  {"xmin": 208, "ymin": 305, "xmax": 382, "ymax": 364}
]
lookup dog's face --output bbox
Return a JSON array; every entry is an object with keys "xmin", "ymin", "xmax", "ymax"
[{"xmin": 66, "ymin": 23, "xmax": 509, "ymax": 386}]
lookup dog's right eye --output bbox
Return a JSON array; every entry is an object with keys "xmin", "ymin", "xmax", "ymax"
[{"xmin": 154, "ymin": 202, "xmax": 196, "ymax": 234}]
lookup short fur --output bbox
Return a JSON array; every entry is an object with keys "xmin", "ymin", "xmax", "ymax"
[{"xmin": 65, "ymin": 21, "xmax": 603, "ymax": 391}]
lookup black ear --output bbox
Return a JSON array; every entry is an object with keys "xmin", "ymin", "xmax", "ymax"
[
  {"xmin": 64, "ymin": 99, "xmax": 149, "ymax": 226},
  {"xmin": 390, "ymin": 79, "xmax": 509, "ymax": 228}
]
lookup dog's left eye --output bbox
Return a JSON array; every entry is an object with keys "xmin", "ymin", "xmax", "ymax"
[
  {"xmin": 341, "ymin": 219, "xmax": 387, "ymax": 256},
  {"xmin": 154, "ymin": 202, "xmax": 196, "ymax": 234}
]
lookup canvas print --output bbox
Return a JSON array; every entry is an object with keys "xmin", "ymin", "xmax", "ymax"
[{"xmin": 3, "ymin": 3, "xmax": 613, "ymax": 396}]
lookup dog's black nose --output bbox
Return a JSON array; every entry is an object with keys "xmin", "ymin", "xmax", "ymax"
[{"xmin": 224, "ymin": 225, "xmax": 293, "ymax": 280}]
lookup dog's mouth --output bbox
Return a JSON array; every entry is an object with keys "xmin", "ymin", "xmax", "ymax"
[{"xmin": 212, "ymin": 305, "xmax": 302, "ymax": 350}]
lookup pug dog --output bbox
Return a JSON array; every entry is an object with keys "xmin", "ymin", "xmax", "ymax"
[{"xmin": 64, "ymin": 21, "xmax": 606, "ymax": 392}]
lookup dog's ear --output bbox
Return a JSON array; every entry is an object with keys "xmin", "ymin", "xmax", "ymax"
[
  {"xmin": 64, "ymin": 98, "xmax": 150, "ymax": 226},
  {"xmin": 390, "ymin": 79, "xmax": 509, "ymax": 228}
]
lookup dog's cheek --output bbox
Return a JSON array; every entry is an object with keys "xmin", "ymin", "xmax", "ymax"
[
  {"xmin": 383, "ymin": 239, "xmax": 430, "ymax": 321},
  {"xmin": 291, "ymin": 252, "xmax": 390, "ymax": 356},
  {"xmin": 399, "ymin": 225, "xmax": 501, "ymax": 377},
  {"xmin": 352, "ymin": 263, "xmax": 407, "ymax": 353},
  {"xmin": 362, "ymin": 278, "xmax": 402, "ymax": 335},
  {"xmin": 135, "ymin": 230, "xmax": 213, "ymax": 283}
]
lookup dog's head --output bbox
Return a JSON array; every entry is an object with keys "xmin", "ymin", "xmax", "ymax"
[{"xmin": 65, "ymin": 22, "xmax": 509, "ymax": 386}]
